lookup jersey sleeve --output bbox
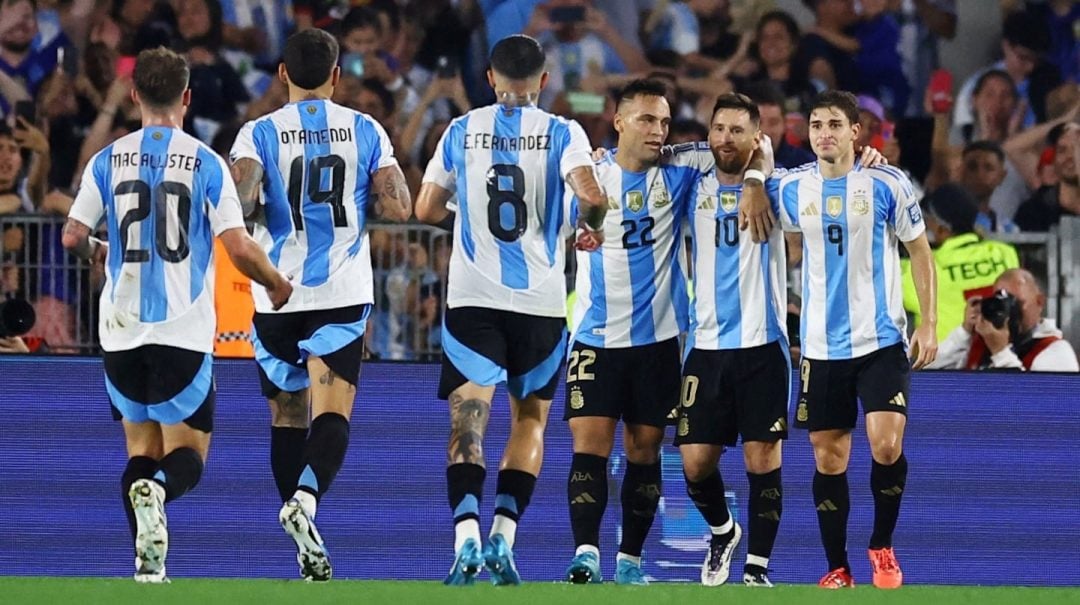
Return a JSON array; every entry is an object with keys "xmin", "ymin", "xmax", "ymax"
[
  {"xmin": 421, "ymin": 120, "xmax": 458, "ymax": 193},
  {"xmin": 558, "ymin": 118, "xmax": 595, "ymax": 178},
  {"xmin": 361, "ymin": 115, "xmax": 399, "ymax": 174},
  {"xmin": 204, "ymin": 152, "xmax": 246, "ymax": 235},
  {"xmin": 229, "ymin": 120, "xmax": 261, "ymax": 165},
  {"xmin": 886, "ymin": 170, "xmax": 925, "ymax": 242},
  {"xmin": 777, "ymin": 177, "xmax": 801, "ymax": 232},
  {"xmin": 67, "ymin": 152, "xmax": 107, "ymax": 229}
]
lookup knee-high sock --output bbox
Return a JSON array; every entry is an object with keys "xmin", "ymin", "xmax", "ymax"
[
  {"xmin": 567, "ymin": 453, "xmax": 608, "ymax": 550},
  {"xmin": 619, "ymin": 461, "xmax": 661, "ymax": 557}
]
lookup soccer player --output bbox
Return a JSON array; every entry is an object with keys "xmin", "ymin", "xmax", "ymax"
[
  {"xmin": 61, "ymin": 47, "xmax": 293, "ymax": 583},
  {"xmin": 777, "ymin": 90, "xmax": 937, "ymax": 589},
  {"xmin": 562, "ymin": 79, "xmax": 705, "ymax": 586},
  {"xmin": 229, "ymin": 29, "xmax": 412, "ymax": 581},
  {"xmin": 415, "ymin": 34, "xmax": 608, "ymax": 586}
]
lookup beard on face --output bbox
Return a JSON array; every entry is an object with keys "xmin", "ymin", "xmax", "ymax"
[{"xmin": 714, "ymin": 147, "xmax": 751, "ymax": 174}]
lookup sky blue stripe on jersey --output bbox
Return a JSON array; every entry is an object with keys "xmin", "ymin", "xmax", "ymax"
[
  {"xmin": 447, "ymin": 117, "xmax": 475, "ymax": 260},
  {"xmin": 348, "ymin": 115, "xmax": 377, "ymax": 258},
  {"xmin": 298, "ymin": 101, "xmax": 334, "ymax": 287},
  {"xmin": 872, "ymin": 179, "xmax": 901, "ymax": 348},
  {"xmin": 715, "ymin": 186, "xmax": 742, "ymax": 348},
  {"xmin": 298, "ymin": 304, "xmax": 372, "ymax": 358},
  {"xmin": 492, "ymin": 109, "xmax": 528, "ymax": 290},
  {"xmin": 541, "ymin": 117, "xmax": 566, "ymax": 266},
  {"xmin": 822, "ymin": 179, "xmax": 852, "ymax": 358},
  {"xmin": 188, "ymin": 147, "xmax": 219, "ymax": 303},
  {"xmin": 94, "ymin": 145, "xmax": 121, "ymax": 300},
  {"xmin": 253, "ymin": 329, "xmax": 309, "ymax": 391},
  {"xmin": 574, "ymin": 249, "xmax": 606, "ymax": 347},
  {"xmin": 507, "ymin": 328, "xmax": 567, "ymax": 399},
  {"xmin": 105, "ymin": 353, "xmax": 212, "ymax": 424},
  {"xmin": 253, "ymin": 119, "xmax": 290, "ymax": 266},
  {"xmin": 442, "ymin": 320, "xmax": 507, "ymax": 386},
  {"xmin": 623, "ymin": 172, "xmax": 657, "ymax": 345},
  {"xmin": 138, "ymin": 127, "xmax": 172, "ymax": 323}
]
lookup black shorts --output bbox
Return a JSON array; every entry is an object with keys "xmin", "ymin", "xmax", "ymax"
[
  {"xmin": 794, "ymin": 343, "xmax": 910, "ymax": 432},
  {"xmin": 252, "ymin": 304, "xmax": 371, "ymax": 398},
  {"xmin": 439, "ymin": 306, "xmax": 567, "ymax": 401},
  {"xmin": 674, "ymin": 341, "xmax": 791, "ymax": 446},
  {"xmin": 103, "ymin": 345, "xmax": 215, "ymax": 433},
  {"xmin": 562, "ymin": 338, "xmax": 681, "ymax": 428}
]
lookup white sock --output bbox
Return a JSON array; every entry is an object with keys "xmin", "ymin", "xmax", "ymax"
[
  {"xmin": 490, "ymin": 514, "xmax": 518, "ymax": 549},
  {"xmin": 454, "ymin": 519, "xmax": 481, "ymax": 553},
  {"xmin": 292, "ymin": 490, "xmax": 317, "ymax": 520},
  {"xmin": 709, "ymin": 517, "xmax": 734, "ymax": 536},
  {"xmin": 616, "ymin": 552, "xmax": 641, "ymax": 567},
  {"xmin": 746, "ymin": 554, "xmax": 769, "ymax": 570},
  {"xmin": 575, "ymin": 544, "xmax": 599, "ymax": 558}
]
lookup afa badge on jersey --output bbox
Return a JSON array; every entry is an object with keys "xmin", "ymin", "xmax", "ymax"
[{"xmin": 852, "ymin": 191, "xmax": 869, "ymax": 215}]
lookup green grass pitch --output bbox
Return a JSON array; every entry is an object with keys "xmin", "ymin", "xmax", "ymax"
[{"xmin": 2, "ymin": 578, "xmax": 1075, "ymax": 605}]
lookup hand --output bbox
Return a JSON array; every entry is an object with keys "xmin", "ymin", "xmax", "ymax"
[
  {"xmin": 584, "ymin": 7, "xmax": 608, "ymax": 35},
  {"xmin": 739, "ymin": 180, "xmax": 776, "ymax": 243},
  {"xmin": 13, "ymin": 118, "xmax": 48, "ymax": 154},
  {"xmin": 266, "ymin": 273, "xmax": 294, "ymax": 310},
  {"xmin": 105, "ymin": 76, "xmax": 133, "ymax": 107},
  {"xmin": 188, "ymin": 46, "xmax": 216, "ymax": 66},
  {"xmin": 591, "ymin": 147, "xmax": 611, "ymax": 162},
  {"xmin": 0, "ymin": 336, "xmax": 29, "ymax": 354},
  {"xmin": 89, "ymin": 237, "xmax": 108, "ymax": 266},
  {"xmin": 975, "ymin": 316, "xmax": 1011, "ymax": 355},
  {"xmin": 961, "ymin": 296, "xmax": 983, "ymax": 334},
  {"xmin": 363, "ymin": 55, "xmax": 394, "ymax": 84},
  {"xmin": 524, "ymin": 4, "xmax": 553, "ymax": 36},
  {"xmin": 909, "ymin": 323, "xmax": 938, "ymax": 369},
  {"xmin": 575, "ymin": 225, "xmax": 604, "ymax": 252},
  {"xmin": 1007, "ymin": 98, "xmax": 1027, "ymax": 138},
  {"xmin": 857, "ymin": 145, "xmax": 888, "ymax": 167}
]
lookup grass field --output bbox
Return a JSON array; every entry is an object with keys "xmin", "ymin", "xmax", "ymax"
[{"xmin": 2, "ymin": 578, "xmax": 1076, "ymax": 605}]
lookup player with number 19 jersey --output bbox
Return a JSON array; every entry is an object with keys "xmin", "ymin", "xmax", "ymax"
[{"xmin": 230, "ymin": 99, "xmax": 396, "ymax": 314}]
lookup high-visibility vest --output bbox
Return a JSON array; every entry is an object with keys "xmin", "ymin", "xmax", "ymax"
[
  {"xmin": 901, "ymin": 233, "xmax": 1020, "ymax": 341},
  {"xmin": 213, "ymin": 239, "xmax": 255, "ymax": 358}
]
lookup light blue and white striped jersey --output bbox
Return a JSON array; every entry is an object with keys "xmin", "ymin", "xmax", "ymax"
[
  {"xmin": 687, "ymin": 162, "xmax": 794, "ymax": 352},
  {"xmin": 778, "ymin": 164, "xmax": 924, "ymax": 360},
  {"xmin": 231, "ymin": 99, "xmax": 397, "ymax": 313},
  {"xmin": 570, "ymin": 147, "xmax": 703, "ymax": 348},
  {"xmin": 68, "ymin": 127, "xmax": 245, "ymax": 353},
  {"xmin": 423, "ymin": 103, "xmax": 594, "ymax": 317}
]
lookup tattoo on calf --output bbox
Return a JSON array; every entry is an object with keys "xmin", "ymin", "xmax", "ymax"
[{"xmin": 448, "ymin": 393, "xmax": 491, "ymax": 466}]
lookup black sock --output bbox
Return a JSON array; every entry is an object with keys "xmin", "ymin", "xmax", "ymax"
[
  {"xmin": 153, "ymin": 447, "xmax": 204, "ymax": 503},
  {"xmin": 685, "ymin": 471, "xmax": 732, "ymax": 532},
  {"xmin": 271, "ymin": 426, "xmax": 308, "ymax": 502},
  {"xmin": 619, "ymin": 461, "xmax": 661, "ymax": 557},
  {"xmin": 869, "ymin": 453, "xmax": 908, "ymax": 549},
  {"xmin": 296, "ymin": 412, "xmax": 350, "ymax": 502},
  {"xmin": 813, "ymin": 471, "xmax": 850, "ymax": 572},
  {"xmin": 447, "ymin": 463, "xmax": 486, "ymax": 525},
  {"xmin": 568, "ymin": 453, "xmax": 607, "ymax": 549},
  {"xmin": 494, "ymin": 469, "xmax": 537, "ymax": 524},
  {"xmin": 746, "ymin": 468, "xmax": 782, "ymax": 571},
  {"xmin": 121, "ymin": 456, "xmax": 158, "ymax": 540}
]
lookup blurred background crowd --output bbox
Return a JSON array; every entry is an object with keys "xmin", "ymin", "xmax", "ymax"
[{"xmin": 0, "ymin": 0, "xmax": 1077, "ymax": 367}]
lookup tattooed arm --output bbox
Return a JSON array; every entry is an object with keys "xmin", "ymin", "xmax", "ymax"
[
  {"xmin": 371, "ymin": 164, "xmax": 413, "ymax": 222},
  {"xmin": 61, "ymin": 218, "xmax": 106, "ymax": 264},
  {"xmin": 230, "ymin": 158, "xmax": 264, "ymax": 219}
]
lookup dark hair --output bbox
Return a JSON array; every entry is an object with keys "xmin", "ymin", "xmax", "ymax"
[
  {"xmin": 712, "ymin": 92, "xmax": 760, "ymax": 125},
  {"xmin": 756, "ymin": 10, "xmax": 800, "ymax": 43},
  {"xmin": 340, "ymin": 6, "xmax": 382, "ymax": 37},
  {"xmin": 489, "ymin": 34, "xmax": 545, "ymax": 80},
  {"xmin": 741, "ymin": 81, "xmax": 786, "ymax": 109},
  {"xmin": 0, "ymin": 120, "xmax": 13, "ymax": 140},
  {"xmin": 181, "ymin": 0, "xmax": 224, "ymax": 52},
  {"xmin": 361, "ymin": 77, "xmax": 396, "ymax": 115},
  {"xmin": 133, "ymin": 47, "xmax": 190, "ymax": 108},
  {"xmin": 973, "ymin": 69, "xmax": 1016, "ymax": 98},
  {"xmin": 283, "ymin": 29, "xmax": 340, "ymax": 90},
  {"xmin": 645, "ymin": 49, "xmax": 683, "ymax": 69},
  {"xmin": 1002, "ymin": 9, "xmax": 1050, "ymax": 54},
  {"xmin": 615, "ymin": 78, "xmax": 669, "ymax": 107},
  {"xmin": 924, "ymin": 183, "xmax": 978, "ymax": 235},
  {"xmin": 801, "ymin": 0, "xmax": 822, "ymax": 12},
  {"xmin": 670, "ymin": 119, "xmax": 708, "ymax": 141},
  {"xmin": 809, "ymin": 90, "xmax": 860, "ymax": 125},
  {"xmin": 1046, "ymin": 122, "xmax": 1077, "ymax": 147},
  {"xmin": 1, "ymin": 0, "xmax": 36, "ymax": 10},
  {"xmin": 963, "ymin": 140, "xmax": 1006, "ymax": 163},
  {"xmin": 370, "ymin": 0, "xmax": 401, "ymax": 33}
]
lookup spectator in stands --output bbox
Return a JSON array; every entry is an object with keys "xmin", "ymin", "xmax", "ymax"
[
  {"xmin": 743, "ymin": 10, "xmax": 817, "ymax": 114},
  {"xmin": 796, "ymin": 0, "xmax": 859, "ymax": 92},
  {"xmin": 954, "ymin": 10, "xmax": 1053, "ymax": 136},
  {"xmin": 951, "ymin": 70, "xmax": 1020, "ymax": 146},
  {"xmin": 744, "ymin": 81, "xmax": 814, "ymax": 169},
  {"xmin": 176, "ymin": 0, "xmax": 249, "ymax": 143},
  {"xmin": 959, "ymin": 141, "xmax": 1020, "ymax": 234},
  {"xmin": 896, "ymin": 0, "xmax": 956, "ymax": 117},
  {"xmin": 105, "ymin": 0, "xmax": 178, "ymax": 56},
  {"xmin": 902, "ymin": 183, "xmax": 1019, "ymax": 341},
  {"xmin": 1014, "ymin": 122, "xmax": 1080, "ymax": 231},
  {"xmin": 1024, "ymin": 0, "xmax": 1078, "ymax": 84},
  {"xmin": 218, "ymin": 0, "xmax": 291, "ymax": 70},
  {"xmin": 928, "ymin": 268, "xmax": 1079, "ymax": 371},
  {"xmin": 0, "ymin": 0, "xmax": 64, "ymax": 115},
  {"xmin": 668, "ymin": 118, "xmax": 707, "ymax": 145}
]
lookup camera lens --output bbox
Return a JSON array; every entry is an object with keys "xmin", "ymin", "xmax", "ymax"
[{"xmin": 0, "ymin": 298, "xmax": 35, "ymax": 337}]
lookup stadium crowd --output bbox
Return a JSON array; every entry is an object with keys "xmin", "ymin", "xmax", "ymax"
[{"xmin": 0, "ymin": 0, "xmax": 1077, "ymax": 367}]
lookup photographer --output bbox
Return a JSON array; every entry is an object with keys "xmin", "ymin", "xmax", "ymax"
[{"xmin": 929, "ymin": 268, "xmax": 1079, "ymax": 371}]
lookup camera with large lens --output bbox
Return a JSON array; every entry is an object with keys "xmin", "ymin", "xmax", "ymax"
[
  {"xmin": 979, "ymin": 289, "xmax": 1021, "ymax": 340},
  {"xmin": 0, "ymin": 298, "xmax": 35, "ymax": 338}
]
